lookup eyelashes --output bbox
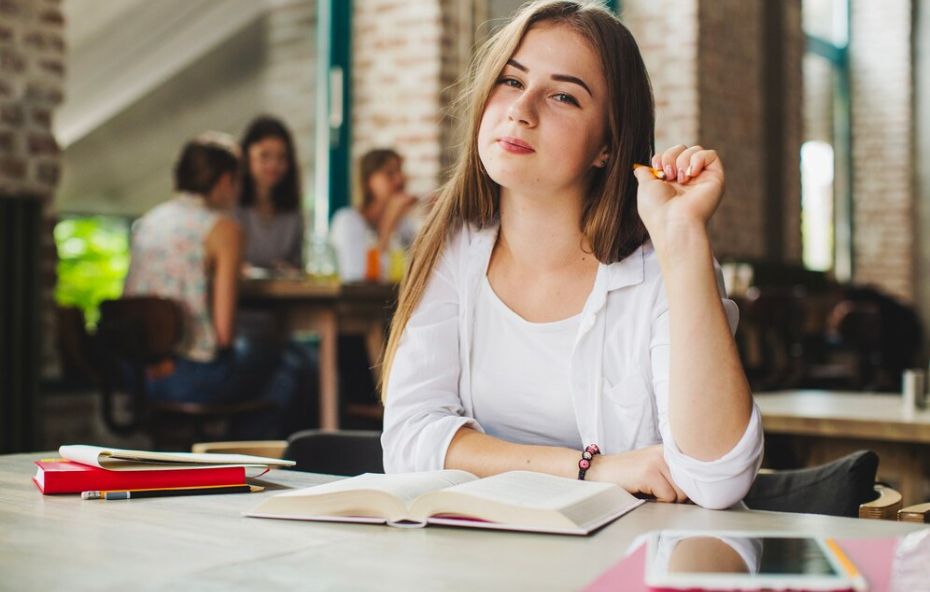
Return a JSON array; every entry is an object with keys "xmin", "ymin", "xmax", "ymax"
[{"xmin": 495, "ymin": 77, "xmax": 580, "ymax": 107}]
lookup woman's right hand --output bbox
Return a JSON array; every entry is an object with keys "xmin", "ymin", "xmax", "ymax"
[{"xmin": 588, "ymin": 445, "xmax": 688, "ymax": 503}]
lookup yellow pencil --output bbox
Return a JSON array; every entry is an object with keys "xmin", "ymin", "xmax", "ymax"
[
  {"xmin": 632, "ymin": 163, "xmax": 666, "ymax": 180},
  {"xmin": 824, "ymin": 538, "xmax": 867, "ymax": 592},
  {"xmin": 81, "ymin": 484, "xmax": 263, "ymax": 500}
]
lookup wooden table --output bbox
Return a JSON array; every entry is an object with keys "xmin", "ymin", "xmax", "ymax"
[
  {"xmin": 2, "ymin": 453, "xmax": 926, "ymax": 591},
  {"xmin": 755, "ymin": 390, "xmax": 930, "ymax": 504},
  {"xmin": 239, "ymin": 280, "xmax": 396, "ymax": 430}
]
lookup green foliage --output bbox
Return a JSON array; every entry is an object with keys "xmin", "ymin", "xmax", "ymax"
[{"xmin": 54, "ymin": 216, "xmax": 131, "ymax": 327}]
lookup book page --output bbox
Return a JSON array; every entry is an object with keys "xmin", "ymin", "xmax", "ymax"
[
  {"xmin": 246, "ymin": 470, "xmax": 477, "ymax": 523},
  {"xmin": 435, "ymin": 471, "xmax": 616, "ymax": 510},
  {"xmin": 411, "ymin": 471, "xmax": 643, "ymax": 534},
  {"xmin": 59, "ymin": 445, "xmax": 295, "ymax": 470},
  {"xmin": 271, "ymin": 470, "xmax": 476, "ymax": 506}
]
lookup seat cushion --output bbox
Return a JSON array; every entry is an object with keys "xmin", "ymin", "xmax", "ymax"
[{"xmin": 743, "ymin": 450, "xmax": 879, "ymax": 517}]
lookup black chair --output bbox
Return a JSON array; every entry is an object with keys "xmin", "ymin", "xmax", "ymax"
[
  {"xmin": 283, "ymin": 429, "xmax": 384, "ymax": 475},
  {"xmin": 93, "ymin": 296, "xmax": 270, "ymax": 449},
  {"xmin": 743, "ymin": 450, "xmax": 901, "ymax": 518}
]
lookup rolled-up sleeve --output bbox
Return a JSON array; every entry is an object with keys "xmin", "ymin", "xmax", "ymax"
[
  {"xmin": 649, "ymin": 263, "xmax": 764, "ymax": 509},
  {"xmin": 382, "ymin": 233, "xmax": 482, "ymax": 472}
]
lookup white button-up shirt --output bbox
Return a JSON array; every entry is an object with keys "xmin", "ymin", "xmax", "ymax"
[{"xmin": 382, "ymin": 223, "xmax": 763, "ymax": 509}]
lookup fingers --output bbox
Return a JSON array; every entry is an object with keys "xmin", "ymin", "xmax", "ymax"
[
  {"xmin": 633, "ymin": 164, "xmax": 664, "ymax": 186},
  {"xmin": 651, "ymin": 145, "xmax": 721, "ymax": 184},
  {"xmin": 650, "ymin": 469, "xmax": 688, "ymax": 503},
  {"xmin": 647, "ymin": 446, "xmax": 689, "ymax": 503},
  {"xmin": 652, "ymin": 144, "xmax": 688, "ymax": 181}
]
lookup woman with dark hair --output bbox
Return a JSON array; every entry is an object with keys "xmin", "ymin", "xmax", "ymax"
[
  {"xmin": 330, "ymin": 148, "xmax": 420, "ymax": 281},
  {"xmin": 237, "ymin": 115, "xmax": 304, "ymax": 270},
  {"xmin": 124, "ymin": 132, "xmax": 310, "ymax": 437}
]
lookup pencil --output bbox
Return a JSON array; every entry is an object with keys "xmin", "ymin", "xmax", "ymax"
[
  {"xmin": 632, "ymin": 163, "xmax": 666, "ymax": 180},
  {"xmin": 824, "ymin": 538, "xmax": 867, "ymax": 592},
  {"xmin": 81, "ymin": 484, "xmax": 262, "ymax": 500}
]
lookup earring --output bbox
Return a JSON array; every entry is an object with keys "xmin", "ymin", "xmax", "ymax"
[{"xmin": 597, "ymin": 158, "xmax": 608, "ymax": 168}]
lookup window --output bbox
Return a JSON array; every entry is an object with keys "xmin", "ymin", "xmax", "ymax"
[
  {"xmin": 801, "ymin": 0, "xmax": 851, "ymax": 279},
  {"xmin": 54, "ymin": 215, "xmax": 131, "ymax": 327}
]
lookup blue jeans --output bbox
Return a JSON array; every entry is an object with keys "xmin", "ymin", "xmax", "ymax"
[{"xmin": 146, "ymin": 339, "xmax": 318, "ymax": 438}]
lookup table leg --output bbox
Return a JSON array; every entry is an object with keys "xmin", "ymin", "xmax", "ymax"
[{"xmin": 317, "ymin": 309, "xmax": 339, "ymax": 430}]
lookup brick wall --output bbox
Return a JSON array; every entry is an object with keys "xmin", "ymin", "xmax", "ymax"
[
  {"xmin": 625, "ymin": 0, "xmax": 802, "ymax": 261},
  {"xmin": 850, "ymin": 0, "xmax": 914, "ymax": 301},
  {"xmin": 781, "ymin": 0, "xmax": 804, "ymax": 263},
  {"xmin": 352, "ymin": 0, "xmax": 444, "ymax": 202},
  {"xmin": 696, "ymin": 0, "xmax": 766, "ymax": 259},
  {"xmin": 0, "ymin": 0, "xmax": 65, "ymax": 377},
  {"xmin": 622, "ymin": 0, "xmax": 700, "ymax": 156}
]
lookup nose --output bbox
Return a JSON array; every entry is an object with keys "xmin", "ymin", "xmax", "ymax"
[{"xmin": 506, "ymin": 91, "xmax": 537, "ymax": 127}]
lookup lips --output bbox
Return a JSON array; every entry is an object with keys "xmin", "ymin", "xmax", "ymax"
[{"xmin": 498, "ymin": 137, "xmax": 535, "ymax": 154}]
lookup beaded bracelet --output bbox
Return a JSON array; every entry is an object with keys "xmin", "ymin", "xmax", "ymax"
[{"xmin": 577, "ymin": 444, "xmax": 601, "ymax": 480}]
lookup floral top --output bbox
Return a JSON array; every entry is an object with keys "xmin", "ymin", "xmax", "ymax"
[{"xmin": 124, "ymin": 193, "xmax": 224, "ymax": 362}]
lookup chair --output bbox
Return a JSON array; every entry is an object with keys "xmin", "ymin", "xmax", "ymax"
[
  {"xmin": 94, "ymin": 296, "xmax": 270, "ymax": 449},
  {"xmin": 283, "ymin": 429, "xmax": 383, "ymax": 475},
  {"xmin": 743, "ymin": 450, "xmax": 902, "ymax": 518}
]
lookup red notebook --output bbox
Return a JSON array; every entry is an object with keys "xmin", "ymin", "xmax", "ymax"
[{"xmin": 33, "ymin": 459, "xmax": 246, "ymax": 494}]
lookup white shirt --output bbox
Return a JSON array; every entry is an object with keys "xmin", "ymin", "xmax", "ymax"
[
  {"xmin": 382, "ymin": 222, "xmax": 764, "ymax": 509},
  {"xmin": 472, "ymin": 276, "xmax": 581, "ymax": 449},
  {"xmin": 329, "ymin": 207, "xmax": 418, "ymax": 281}
]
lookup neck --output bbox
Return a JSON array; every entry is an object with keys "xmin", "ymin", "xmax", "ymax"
[
  {"xmin": 497, "ymin": 185, "xmax": 590, "ymax": 272},
  {"xmin": 253, "ymin": 186, "xmax": 275, "ymax": 213}
]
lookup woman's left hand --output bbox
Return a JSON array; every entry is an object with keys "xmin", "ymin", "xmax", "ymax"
[{"xmin": 633, "ymin": 144, "xmax": 725, "ymax": 250}]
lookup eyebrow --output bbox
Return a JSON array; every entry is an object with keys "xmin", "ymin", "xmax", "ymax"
[{"xmin": 506, "ymin": 59, "xmax": 593, "ymax": 98}]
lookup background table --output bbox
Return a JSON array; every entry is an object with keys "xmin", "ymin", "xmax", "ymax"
[
  {"xmin": 239, "ymin": 280, "xmax": 396, "ymax": 429},
  {"xmin": 755, "ymin": 390, "xmax": 930, "ymax": 505},
  {"xmin": 2, "ymin": 453, "xmax": 926, "ymax": 591}
]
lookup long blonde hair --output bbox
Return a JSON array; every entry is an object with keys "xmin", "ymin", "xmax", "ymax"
[{"xmin": 380, "ymin": 0, "xmax": 655, "ymax": 399}]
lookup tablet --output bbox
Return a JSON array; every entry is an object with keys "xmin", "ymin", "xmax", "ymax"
[{"xmin": 644, "ymin": 530, "xmax": 867, "ymax": 591}]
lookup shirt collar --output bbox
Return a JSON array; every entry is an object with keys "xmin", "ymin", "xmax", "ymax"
[
  {"xmin": 469, "ymin": 222, "xmax": 647, "ymax": 292},
  {"xmin": 603, "ymin": 242, "xmax": 647, "ymax": 292}
]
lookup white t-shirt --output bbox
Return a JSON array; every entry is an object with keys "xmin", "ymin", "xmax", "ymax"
[
  {"xmin": 471, "ymin": 276, "xmax": 582, "ymax": 449},
  {"xmin": 329, "ymin": 207, "xmax": 417, "ymax": 281}
]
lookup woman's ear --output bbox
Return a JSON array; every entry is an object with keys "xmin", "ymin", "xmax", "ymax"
[{"xmin": 593, "ymin": 146, "xmax": 610, "ymax": 168}]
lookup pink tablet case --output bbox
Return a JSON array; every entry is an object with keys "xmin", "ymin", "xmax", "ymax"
[{"xmin": 583, "ymin": 537, "xmax": 900, "ymax": 592}]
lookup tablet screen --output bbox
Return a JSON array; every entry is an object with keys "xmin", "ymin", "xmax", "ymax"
[
  {"xmin": 663, "ymin": 535, "xmax": 836, "ymax": 576},
  {"xmin": 647, "ymin": 531, "xmax": 856, "ymax": 591}
]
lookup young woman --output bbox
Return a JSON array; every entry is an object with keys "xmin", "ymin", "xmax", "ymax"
[
  {"xmin": 124, "ymin": 133, "xmax": 306, "ymax": 437},
  {"xmin": 380, "ymin": 0, "xmax": 763, "ymax": 510},
  {"xmin": 237, "ymin": 116, "xmax": 304, "ymax": 270},
  {"xmin": 330, "ymin": 149, "xmax": 419, "ymax": 281}
]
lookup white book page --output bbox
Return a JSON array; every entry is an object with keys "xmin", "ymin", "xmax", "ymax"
[
  {"xmin": 272, "ymin": 470, "xmax": 477, "ymax": 506},
  {"xmin": 59, "ymin": 445, "xmax": 295, "ymax": 470},
  {"xmin": 438, "ymin": 471, "xmax": 617, "ymax": 510}
]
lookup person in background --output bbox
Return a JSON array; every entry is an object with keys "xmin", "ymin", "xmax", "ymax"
[
  {"xmin": 330, "ymin": 148, "xmax": 420, "ymax": 281},
  {"xmin": 237, "ymin": 115, "xmax": 304, "ymax": 271},
  {"xmin": 124, "ymin": 132, "xmax": 312, "ymax": 437}
]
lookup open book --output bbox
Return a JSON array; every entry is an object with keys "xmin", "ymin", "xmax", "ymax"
[
  {"xmin": 246, "ymin": 470, "xmax": 644, "ymax": 535},
  {"xmin": 58, "ymin": 445, "xmax": 295, "ymax": 470}
]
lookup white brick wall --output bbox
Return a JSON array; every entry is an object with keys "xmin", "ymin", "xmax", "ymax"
[
  {"xmin": 352, "ymin": 0, "xmax": 444, "ymax": 201},
  {"xmin": 622, "ymin": 0, "xmax": 700, "ymax": 154}
]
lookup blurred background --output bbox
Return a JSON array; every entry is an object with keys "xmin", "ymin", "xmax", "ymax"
[{"xmin": 1, "ymin": 0, "xmax": 929, "ymax": 456}]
